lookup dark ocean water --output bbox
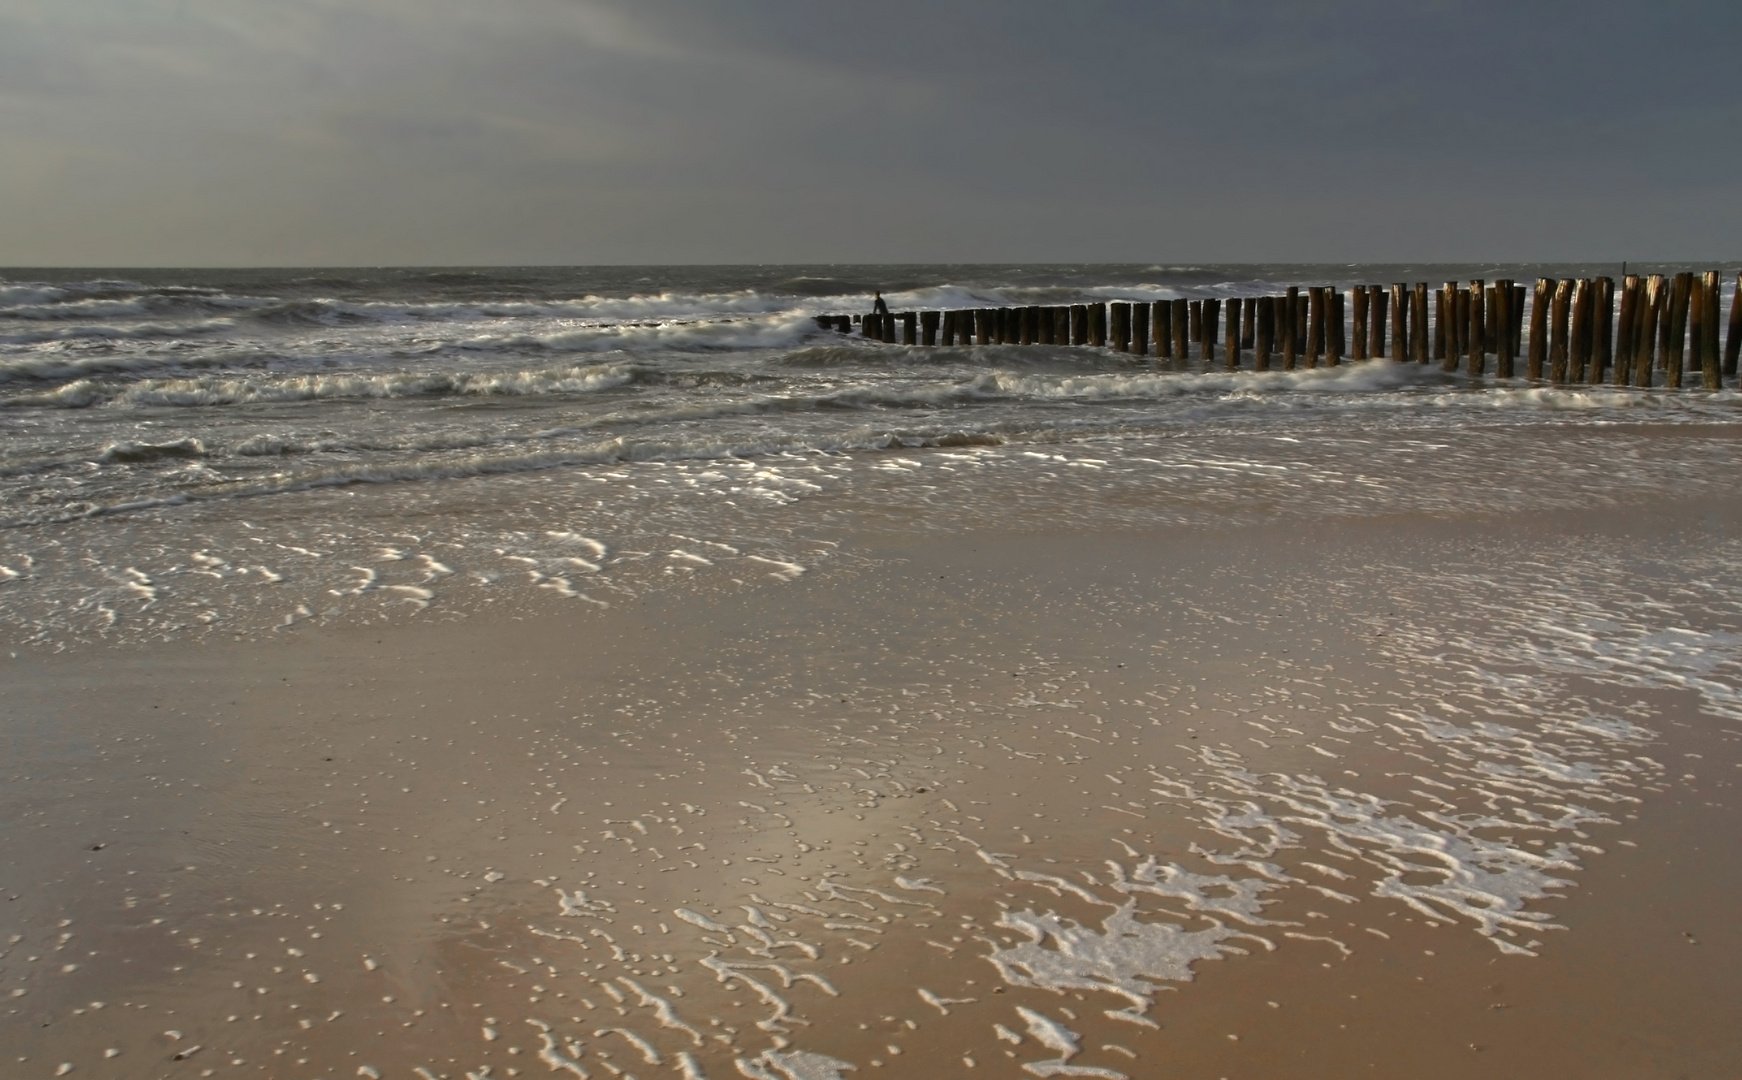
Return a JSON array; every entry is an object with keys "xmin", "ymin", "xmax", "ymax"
[{"xmin": 1, "ymin": 263, "xmax": 1736, "ymax": 648}]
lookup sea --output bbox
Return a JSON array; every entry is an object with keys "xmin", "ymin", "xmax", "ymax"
[{"xmin": 1, "ymin": 262, "xmax": 1737, "ymax": 651}]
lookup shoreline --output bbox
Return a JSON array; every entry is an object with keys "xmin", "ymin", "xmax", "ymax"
[{"xmin": 4, "ymin": 496, "xmax": 1741, "ymax": 1077}]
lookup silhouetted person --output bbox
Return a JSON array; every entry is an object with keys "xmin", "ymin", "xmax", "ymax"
[{"xmin": 871, "ymin": 291, "xmax": 890, "ymax": 316}]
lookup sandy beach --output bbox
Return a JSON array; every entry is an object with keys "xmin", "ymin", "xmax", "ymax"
[{"xmin": 5, "ymin": 468, "xmax": 1740, "ymax": 1079}]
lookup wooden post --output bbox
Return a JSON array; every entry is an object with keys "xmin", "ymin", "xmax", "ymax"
[
  {"xmin": 1484, "ymin": 287, "xmax": 1499, "ymax": 356},
  {"xmin": 1153, "ymin": 301, "xmax": 1172, "ymax": 359},
  {"xmin": 939, "ymin": 310, "xmax": 955, "ymax": 346},
  {"xmin": 1351, "ymin": 289, "xmax": 1365, "ymax": 360},
  {"xmin": 1690, "ymin": 273, "xmax": 1709, "ymax": 388},
  {"xmin": 1241, "ymin": 297, "xmax": 1256, "ymax": 348},
  {"xmin": 1201, "ymin": 299, "xmax": 1220, "ymax": 363},
  {"xmin": 1388, "ymin": 284, "xmax": 1406, "ymax": 361},
  {"xmin": 1371, "ymin": 287, "xmax": 1389, "ymax": 358},
  {"xmin": 1528, "ymin": 279, "xmax": 1552, "ymax": 380},
  {"xmin": 1634, "ymin": 276, "xmax": 1664, "ymax": 387},
  {"xmin": 1498, "ymin": 280, "xmax": 1517, "ymax": 371},
  {"xmin": 1432, "ymin": 288, "xmax": 1447, "ymax": 363},
  {"xmin": 1171, "ymin": 299, "xmax": 1189, "ymax": 363},
  {"xmin": 1224, "ymin": 297, "xmax": 1241, "ymax": 368},
  {"xmin": 1089, "ymin": 303, "xmax": 1108, "ymax": 348},
  {"xmin": 902, "ymin": 311, "xmax": 918, "ymax": 345},
  {"xmin": 1110, "ymin": 302, "xmax": 1130, "ymax": 352},
  {"xmin": 1189, "ymin": 301, "xmax": 1203, "ymax": 345},
  {"xmin": 1255, "ymin": 296, "xmax": 1274, "ymax": 371},
  {"xmin": 1280, "ymin": 287, "xmax": 1298, "ymax": 364},
  {"xmin": 1726, "ymin": 272, "xmax": 1742, "ymax": 377},
  {"xmin": 923, "ymin": 310, "xmax": 940, "ymax": 347},
  {"xmin": 1547, "ymin": 280, "xmax": 1571, "ymax": 382},
  {"xmin": 1512, "ymin": 284, "xmax": 1527, "ymax": 359},
  {"xmin": 1056, "ymin": 306, "xmax": 1073, "ymax": 346},
  {"xmin": 1411, "ymin": 283, "xmax": 1429, "ymax": 363},
  {"xmin": 1070, "ymin": 305, "xmax": 1088, "ymax": 346},
  {"xmin": 1282, "ymin": 292, "xmax": 1298, "ymax": 371},
  {"xmin": 1467, "ymin": 280, "xmax": 1486, "ymax": 377},
  {"xmin": 1328, "ymin": 290, "xmax": 1344, "ymax": 366},
  {"xmin": 1494, "ymin": 282, "xmax": 1514, "ymax": 379},
  {"xmin": 1569, "ymin": 281, "xmax": 1592, "ymax": 382},
  {"xmin": 1591, "ymin": 277, "xmax": 1614, "ymax": 384},
  {"xmin": 1702, "ymin": 271, "xmax": 1722, "ymax": 389},
  {"xmin": 1612, "ymin": 276, "xmax": 1638, "ymax": 385},
  {"xmin": 1133, "ymin": 301, "xmax": 1150, "ymax": 357},
  {"xmin": 971, "ymin": 308, "xmax": 988, "ymax": 345},
  {"xmin": 1665, "ymin": 272, "xmax": 1692, "ymax": 389},
  {"xmin": 1302, "ymin": 288, "xmax": 1321, "ymax": 368}
]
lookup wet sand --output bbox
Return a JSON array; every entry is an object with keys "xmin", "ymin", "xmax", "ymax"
[{"xmin": 4, "ymin": 498, "xmax": 1741, "ymax": 1080}]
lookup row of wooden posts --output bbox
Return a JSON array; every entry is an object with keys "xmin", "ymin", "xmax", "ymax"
[{"xmin": 818, "ymin": 272, "xmax": 1742, "ymax": 388}]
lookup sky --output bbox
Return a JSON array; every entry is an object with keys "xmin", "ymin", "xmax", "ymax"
[{"xmin": 1, "ymin": 0, "xmax": 1738, "ymax": 266}]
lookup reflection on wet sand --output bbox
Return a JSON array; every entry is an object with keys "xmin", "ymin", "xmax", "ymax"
[{"xmin": 5, "ymin": 499, "xmax": 1741, "ymax": 1078}]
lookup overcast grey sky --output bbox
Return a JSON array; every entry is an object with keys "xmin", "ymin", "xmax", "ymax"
[{"xmin": 1, "ymin": 0, "xmax": 1737, "ymax": 266}]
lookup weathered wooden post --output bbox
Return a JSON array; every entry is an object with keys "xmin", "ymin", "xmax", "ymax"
[
  {"xmin": 1256, "ymin": 296, "xmax": 1275, "ymax": 371},
  {"xmin": 1512, "ymin": 284, "xmax": 1528, "ymax": 357},
  {"xmin": 1301, "ymin": 288, "xmax": 1321, "ymax": 368},
  {"xmin": 1201, "ymin": 299, "xmax": 1220, "ymax": 363},
  {"xmin": 1189, "ymin": 301, "xmax": 1203, "ymax": 346},
  {"xmin": 1224, "ymin": 297, "xmax": 1242, "ymax": 368},
  {"xmin": 1153, "ymin": 301, "xmax": 1172, "ymax": 359},
  {"xmin": 1110, "ymin": 302, "xmax": 1130, "ymax": 352},
  {"xmin": 1432, "ymin": 288, "xmax": 1447, "ymax": 363},
  {"xmin": 1498, "ymin": 280, "xmax": 1518, "ymax": 372},
  {"xmin": 1612, "ymin": 276, "xmax": 1639, "ymax": 385},
  {"xmin": 1634, "ymin": 276, "xmax": 1664, "ymax": 387},
  {"xmin": 971, "ymin": 308, "xmax": 988, "ymax": 345},
  {"xmin": 1282, "ymin": 293, "xmax": 1299, "ymax": 371},
  {"xmin": 1591, "ymin": 277, "xmax": 1614, "ymax": 384},
  {"xmin": 1466, "ymin": 281, "xmax": 1486, "ymax": 377},
  {"xmin": 1547, "ymin": 280, "xmax": 1571, "ymax": 382},
  {"xmin": 1171, "ymin": 298, "xmax": 1189, "ymax": 363},
  {"xmin": 1241, "ymin": 297, "xmax": 1256, "ymax": 348},
  {"xmin": 1569, "ymin": 280, "xmax": 1592, "ymax": 382},
  {"xmin": 1055, "ymin": 306, "xmax": 1072, "ymax": 346},
  {"xmin": 1411, "ymin": 283, "xmax": 1429, "ymax": 363},
  {"xmin": 1133, "ymin": 301, "xmax": 1150, "ymax": 357},
  {"xmin": 1528, "ymin": 279, "xmax": 1552, "ymax": 380},
  {"xmin": 1484, "ymin": 286, "xmax": 1499, "ymax": 356},
  {"xmin": 1702, "ymin": 271, "xmax": 1722, "ymax": 389},
  {"xmin": 922, "ymin": 310, "xmax": 940, "ymax": 347},
  {"xmin": 1371, "ymin": 286, "xmax": 1389, "ymax": 358},
  {"xmin": 940, "ymin": 310, "xmax": 956, "ymax": 345},
  {"xmin": 1351, "ymin": 288, "xmax": 1370, "ymax": 360},
  {"xmin": 1388, "ymin": 284, "xmax": 1406, "ymax": 361},
  {"xmin": 1070, "ymin": 304, "xmax": 1088, "ymax": 346},
  {"xmin": 1089, "ymin": 303, "xmax": 1108, "ymax": 348},
  {"xmin": 1665, "ymin": 273, "xmax": 1692, "ymax": 389},
  {"xmin": 902, "ymin": 311, "xmax": 918, "ymax": 345},
  {"xmin": 1494, "ymin": 281, "xmax": 1514, "ymax": 379},
  {"xmin": 1727, "ymin": 272, "xmax": 1742, "ymax": 377},
  {"xmin": 1329, "ymin": 290, "xmax": 1345, "ymax": 366},
  {"xmin": 1690, "ymin": 274, "xmax": 1710, "ymax": 388},
  {"xmin": 1282, "ymin": 287, "xmax": 1296, "ymax": 358}
]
